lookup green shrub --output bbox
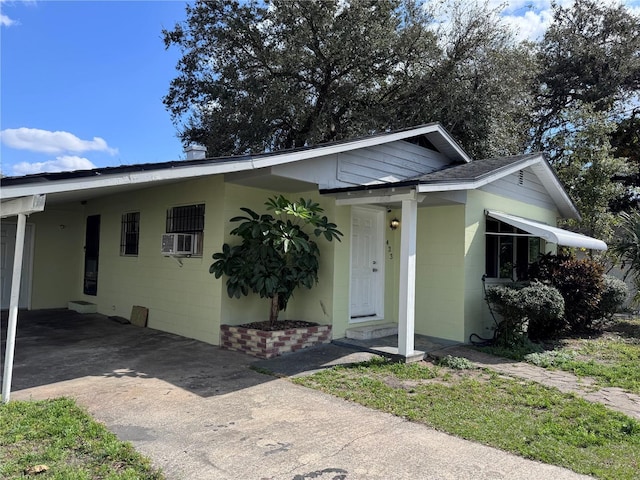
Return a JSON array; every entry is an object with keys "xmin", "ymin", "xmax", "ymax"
[
  {"xmin": 485, "ymin": 284, "xmax": 527, "ymax": 345},
  {"xmin": 519, "ymin": 282, "xmax": 566, "ymax": 339},
  {"xmin": 210, "ymin": 196, "xmax": 342, "ymax": 326},
  {"xmin": 528, "ymin": 253, "xmax": 605, "ymax": 332},
  {"xmin": 485, "ymin": 282, "xmax": 565, "ymax": 341},
  {"xmin": 597, "ymin": 275, "xmax": 629, "ymax": 320}
]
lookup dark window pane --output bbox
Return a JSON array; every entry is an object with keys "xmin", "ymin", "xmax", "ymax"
[
  {"xmin": 499, "ymin": 237, "xmax": 514, "ymax": 279},
  {"xmin": 167, "ymin": 204, "xmax": 205, "ymax": 233},
  {"xmin": 121, "ymin": 212, "xmax": 140, "ymax": 256},
  {"xmin": 486, "ymin": 235, "xmax": 498, "ymax": 277},
  {"xmin": 516, "ymin": 236, "xmax": 529, "ymax": 280}
]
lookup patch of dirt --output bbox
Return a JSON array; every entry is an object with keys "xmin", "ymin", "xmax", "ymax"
[
  {"xmin": 379, "ymin": 360, "xmax": 492, "ymax": 391},
  {"xmin": 239, "ymin": 320, "xmax": 319, "ymax": 331},
  {"xmin": 605, "ymin": 317, "xmax": 640, "ymax": 338}
]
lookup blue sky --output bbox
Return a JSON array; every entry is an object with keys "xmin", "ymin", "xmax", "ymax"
[
  {"xmin": 1, "ymin": 0, "xmax": 189, "ymax": 176},
  {"xmin": 1, "ymin": 0, "xmax": 639, "ymax": 177}
]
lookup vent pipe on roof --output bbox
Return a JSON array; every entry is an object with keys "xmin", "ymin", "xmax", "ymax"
[{"xmin": 185, "ymin": 144, "xmax": 207, "ymax": 160}]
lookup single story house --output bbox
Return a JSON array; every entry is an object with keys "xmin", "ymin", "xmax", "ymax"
[{"xmin": 0, "ymin": 123, "xmax": 607, "ymax": 359}]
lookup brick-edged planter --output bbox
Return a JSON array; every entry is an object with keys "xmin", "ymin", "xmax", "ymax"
[{"xmin": 220, "ymin": 323, "xmax": 332, "ymax": 359}]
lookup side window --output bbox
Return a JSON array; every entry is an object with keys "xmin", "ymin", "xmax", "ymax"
[
  {"xmin": 166, "ymin": 204, "xmax": 205, "ymax": 256},
  {"xmin": 120, "ymin": 212, "xmax": 140, "ymax": 256},
  {"xmin": 485, "ymin": 218, "xmax": 542, "ymax": 280}
]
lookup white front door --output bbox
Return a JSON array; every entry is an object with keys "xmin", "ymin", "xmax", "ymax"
[
  {"xmin": 350, "ymin": 208, "xmax": 384, "ymax": 321},
  {"xmin": 1, "ymin": 222, "xmax": 34, "ymax": 309}
]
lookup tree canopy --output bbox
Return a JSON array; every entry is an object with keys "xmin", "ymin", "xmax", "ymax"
[
  {"xmin": 532, "ymin": 0, "xmax": 640, "ymax": 151},
  {"xmin": 164, "ymin": 0, "xmax": 432, "ymax": 156},
  {"xmin": 164, "ymin": 0, "xmax": 640, "ymax": 243},
  {"xmin": 548, "ymin": 105, "xmax": 631, "ymax": 242},
  {"xmin": 163, "ymin": 0, "xmax": 533, "ymax": 159}
]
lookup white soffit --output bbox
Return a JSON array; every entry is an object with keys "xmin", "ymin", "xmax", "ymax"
[{"xmin": 486, "ymin": 210, "xmax": 607, "ymax": 251}]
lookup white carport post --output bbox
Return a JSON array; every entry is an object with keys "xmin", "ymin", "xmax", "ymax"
[
  {"xmin": 1, "ymin": 194, "xmax": 45, "ymax": 403},
  {"xmin": 2, "ymin": 213, "xmax": 27, "ymax": 403},
  {"xmin": 397, "ymin": 192, "xmax": 418, "ymax": 358}
]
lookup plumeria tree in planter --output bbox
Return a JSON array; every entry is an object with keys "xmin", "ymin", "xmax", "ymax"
[{"xmin": 210, "ymin": 196, "xmax": 342, "ymax": 329}]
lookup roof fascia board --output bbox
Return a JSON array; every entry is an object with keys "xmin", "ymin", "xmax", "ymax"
[
  {"xmin": 251, "ymin": 123, "xmax": 469, "ymax": 168},
  {"xmin": 0, "ymin": 160, "xmax": 254, "ymax": 200},
  {"xmin": 427, "ymin": 125, "xmax": 472, "ymax": 163},
  {"xmin": 335, "ymin": 189, "xmax": 424, "ymax": 206}
]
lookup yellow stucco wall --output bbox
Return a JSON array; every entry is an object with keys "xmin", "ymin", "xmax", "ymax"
[
  {"xmin": 25, "ymin": 179, "xmax": 347, "ymax": 345},
  {"xmin": 331, "ymin": 203, "xmax": 466, "ymax": 342},
  {"xmin": 218, "ymin": 183, "xmax": 279, "ymax": 327},
  {"xmin": 339, "ymin": 192, "xmax": 561, "ymax": 345},
  {"xmin": 80, "ymin": 176, "xmax": 226, "ymax": 344},
  {"xmin": 414, "ymin": 205, "xmax": 466, "ymax": 341},
  {"xmin": 7, "ymin": 204, "xmax": 84, "ymax": 309},
  {"xmin": 24, "ymin": 177, "xmax": 228, "ymax": 343},
  {"xmin": 327, "ymin": 205, "xmax": 351, "ymax": 338}
]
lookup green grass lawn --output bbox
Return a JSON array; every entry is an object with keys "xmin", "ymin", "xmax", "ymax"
[
  {"xmin": 0, "ymin": 397, "xmax": 163, "ymax": 479},
  {"xmin": 294, "ymin": 358, "xmax": 640, "ymax": 480},
  {"xmin": 550, "ymin": 317, "xmax": 640, "ymax": 394}
]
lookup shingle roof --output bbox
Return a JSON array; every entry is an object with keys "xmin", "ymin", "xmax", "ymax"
[{"xmin": 413, "ymin": 153, "xmax": 541, "ymax": 184}]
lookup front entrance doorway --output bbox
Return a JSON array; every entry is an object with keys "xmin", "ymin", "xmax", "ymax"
[
  {"xmin": 0, "ymin": 222, "xmax": 34, "ymax": 309},
  {"xmin": 350, "ymin": 207, "xmax": 384, "ymax": 322}
]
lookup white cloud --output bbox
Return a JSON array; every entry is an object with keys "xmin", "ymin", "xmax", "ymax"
[
  {"xmin": 0, "ymin": 127, "xmax": 118, "ymax": 155},
  {"xmin": 0, "ymin": 0, "xmax": 32, "ymax": 27},
  {"xmin": 0, "ymin": 13, "xmax": 16, "ymax": 26},
  {"xmin": 496, "ymin": 0, "xmax": 639, "ymax": 41},
  {"xmin": 503, "ymin": 9, "xmax": 553, "ymax": 42},
  {"xmin": 12, "ymin": 155, "xmax": 97, "ymax": 175}
]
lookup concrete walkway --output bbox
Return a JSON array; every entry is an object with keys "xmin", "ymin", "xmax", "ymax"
[{"xmin": 4, "ymin": 310, "xmax": 591, "ymax": 480}]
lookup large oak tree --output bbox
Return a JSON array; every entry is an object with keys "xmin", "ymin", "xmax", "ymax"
[
  {"xmin": 163, "ymin": 0, "xmax": 433, "ymax": 156},
  {"xmin": 163, "ymin": 0, "xmax": 533, "ymax": 160}
]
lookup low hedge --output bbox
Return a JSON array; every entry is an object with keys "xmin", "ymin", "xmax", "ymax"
[{"xmin": 486, "ymin": 281, "xmax": 565, "ymax": 341}]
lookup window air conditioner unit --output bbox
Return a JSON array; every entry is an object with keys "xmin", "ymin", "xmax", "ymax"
[{"xmin": 161, "ymin": 233, "xmax": 195, "ymax": 256}]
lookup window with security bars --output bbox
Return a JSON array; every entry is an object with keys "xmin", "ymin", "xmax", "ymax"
[
  {"xmin": 120, "ymin": 212, "xmax": 140, "ymax": 256},
  {"xmin": 166, "ymin": 204, "xmax": 205, "ymax": 256}
]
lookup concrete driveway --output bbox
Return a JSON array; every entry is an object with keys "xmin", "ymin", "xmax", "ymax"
[{"xmin": 3, "ymin": 310, "xmax": 591, "ymax": 480}]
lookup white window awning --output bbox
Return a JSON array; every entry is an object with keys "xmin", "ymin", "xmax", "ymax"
[{"xmin": 486, "ymin": 210, "xmax": 607, "ymax": 251}]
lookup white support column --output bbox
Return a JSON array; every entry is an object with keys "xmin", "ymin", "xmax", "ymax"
[
  {"xmin": 2, "ymin": 213, "xmax": 27, "ymax": 403},
  {"xmin": 398, "ymin": 195, "xmax": 418, "ymax": 357}
]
